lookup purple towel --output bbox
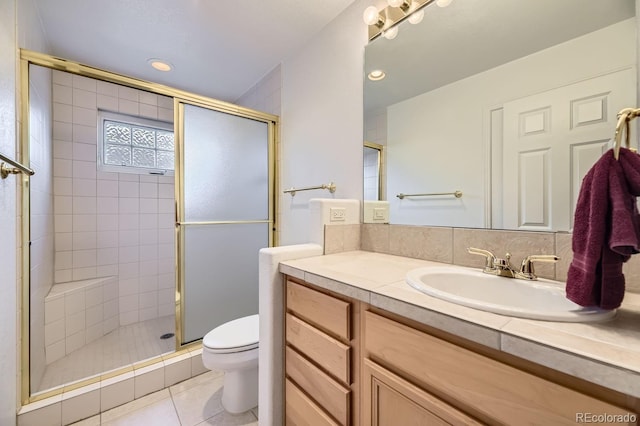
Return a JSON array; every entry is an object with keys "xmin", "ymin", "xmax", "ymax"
[
  {"xmin": 612, "ymin": 149, "xmax": 640, "ymax": 254},
  {"xmin": 566, "ymin": 148, "xmax": 640, "ymax": 309}
]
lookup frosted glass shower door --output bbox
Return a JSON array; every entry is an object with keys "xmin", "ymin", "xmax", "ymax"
[{"xmin": 179, "ymin": 103, "xmax": 273, "ymax": 344}]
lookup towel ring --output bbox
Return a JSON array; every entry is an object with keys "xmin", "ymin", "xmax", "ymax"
[{"xmin": 614, "ymin": 107, "xmax": 640, "ymax": 160}]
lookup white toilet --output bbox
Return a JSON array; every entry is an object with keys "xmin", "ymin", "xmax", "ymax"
[{"xmin": 202, "ymin": 314, "xmax": 259, "ymax": 413}]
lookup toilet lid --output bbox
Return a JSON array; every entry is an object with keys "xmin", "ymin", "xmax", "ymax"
[{"xmin": 203, "ymin": 314, "xmax": 259, "ymax": 352}]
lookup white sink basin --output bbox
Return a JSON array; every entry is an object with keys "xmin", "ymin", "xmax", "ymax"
[{"xmin": 405, "ymin": 266, "xmax": 615, "ymax": 322}]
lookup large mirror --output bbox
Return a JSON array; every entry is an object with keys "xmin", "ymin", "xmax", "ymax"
[{"xmin": 364, "ymin": 0, "xmax": 636, "ymax": 231}]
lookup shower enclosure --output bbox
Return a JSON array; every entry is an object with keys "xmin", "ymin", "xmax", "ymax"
[
  {"xmin": 178, "ymin": 102, "xmax": 273, "ymax": 344},
  {"xmin": 21, "ymin": 51, "xmax": 276, "ymax": 403}
]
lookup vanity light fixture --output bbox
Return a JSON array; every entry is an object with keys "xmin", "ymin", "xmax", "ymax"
[
  {"xmin": 148, "ymin": 58, "xmax": 173, "ymax": 72},
  {"xmin": 363, "ymin": 5, "xmax": 386, "ymax": 28},
  {"xmin": 387, "ymin": 0, "xmax": 412, "ymax": 12},
  {"xmin": 364, "ymin": 0, "xmax": 436, "ymax": 41},
  {"xmin": 368, "ymin": 70, "xmax": 386, "ymax": 81}
]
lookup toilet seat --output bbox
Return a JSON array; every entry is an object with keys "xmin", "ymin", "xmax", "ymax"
[{"xmin": 203, "ymin": 314, "xmax": 259, "ymax": 354}]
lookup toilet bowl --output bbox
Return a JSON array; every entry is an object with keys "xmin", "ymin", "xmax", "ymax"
[{"xmin": 202, "ymin": 314, "xmax": 259, "ymax": 414}]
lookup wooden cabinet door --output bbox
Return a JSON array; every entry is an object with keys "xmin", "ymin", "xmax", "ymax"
[
  {"xmin": 364, "ymin": 311, "xmax": 636, "ymax": 425},
  {"xmin": 362, "ymin": 358, "xmax": 482, "ymax": 426}
]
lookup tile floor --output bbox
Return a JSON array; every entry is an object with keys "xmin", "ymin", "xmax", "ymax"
[
  {"xmin": 69, "ymin": 370, "xmax": 258, "ymax": 426},
  {"xmin": 38, "ymin": 316, "xmax": 176, "ymax": 393}
]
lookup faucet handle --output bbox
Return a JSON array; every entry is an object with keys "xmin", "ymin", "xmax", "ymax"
[
  {"xmin": 467, "ymin": 247, "xmax": 496, "ymax": 270},
  {"xmin": 519, "ymin": 254, "xmax": 560, "ymax": 279},
  {"xmin": 494, "ymin": 252, "xmax": 513, "ymax": 269}
]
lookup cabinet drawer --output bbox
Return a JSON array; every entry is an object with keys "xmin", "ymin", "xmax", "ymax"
[
  {"xmin": 287, "ymin": 279, "xmax": 351, "ymax": 341},
  {"xmin": 286, "ymin": 313, "xmax": 350, "ymax": 385},
  {"xmin": 364, "ymin": 311, "xmax": 634, "ymax": 425},
  {"xmin": 286, "ymin": 346, "xmax": 351, "ymax": 425},
  {"xmin": 286, "ymin": 379, "xmax": 339, "ymax": 426}
]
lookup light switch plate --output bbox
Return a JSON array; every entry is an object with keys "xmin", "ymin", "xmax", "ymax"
[
  {"xmin": 363, "ymin": 201, "xmax": 389, "ymax": 223},
  {"xmin": 373, "ymin": 208, "xmax": 386, "ymax": 219}
]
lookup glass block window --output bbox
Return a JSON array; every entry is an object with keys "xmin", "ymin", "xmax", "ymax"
[{"xmin": 98, "ymin": 111, "xmax": 174, "ymax": 175}]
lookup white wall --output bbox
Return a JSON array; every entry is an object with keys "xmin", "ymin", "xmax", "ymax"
[
  {"xmin": 279, "ymin": 0, "xmax": 369, "ymax": 245},
  {"xmin": 0, "ymin": 1, "xmax": 19, "ymax": 422},
  {"xmin": 386, "ymin": 19, "xmax": 636, "ymax": 227},
  {"xmin": 17, "ymin": 0, "xmax": 49, "ymax": 55},
  {"xmin": 235, "ymin": 64, "xmax": 281, "ymax": 117}
]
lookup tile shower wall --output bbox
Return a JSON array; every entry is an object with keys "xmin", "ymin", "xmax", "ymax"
[
  {"xmin": 44, "ymin": 276, "xmax": 118, "ymax": 364},
  {"xmin": 51, "ymin": 70, "xmax": 176, "ymax": 326},
  {"xmin": 325, "ymin": 223, "xmax": 640, "ymax": 294},
  {"xmin": 29, "ymin": 65, "xmax": 53, "ymax": 391},
  {"xmin": 363, "ymin": 148, "xmax": 380, "ymax": 200}
]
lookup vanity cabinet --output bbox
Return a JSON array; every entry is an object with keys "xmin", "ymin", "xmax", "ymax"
[
  {"xmin": 363, "ymin": 310, "xmax": 635, "ymax": 425},
  {"xmin": 283, "ymin": 276, "xmax": 637, "ymax": 425},
  {"xmin": 284, "ymin": 278, "xmax": 360, "ymax": 425}
]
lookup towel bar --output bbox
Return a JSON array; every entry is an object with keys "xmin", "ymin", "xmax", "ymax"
[
  {"xmin": 0, "ymin": 153, "xmax": 34, "ymax": 179},
  {"xmin": 396, "ymin": 190, "xmax": 462, "ymax": 200},
  {"xmin": 284, "ymin": 182, "xmax": 336, "ymax": 196}
]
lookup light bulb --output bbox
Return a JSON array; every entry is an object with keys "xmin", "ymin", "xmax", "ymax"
[
  {"xmin": 408, "ymin": 9, "xmax": 424, "ymax": 24},
  {"xmin": 363, "ymin": 6, "xmax": 381, "ymax": 25},
  {"xmin": 436, "ymin": 0, "xmax": 453, "ymax": 7},
  {"xmin": 383, "ymin": 26, "xmax": 399, "ymax": 40},
  {"xmin": 388, "ymin": 0, "xmax": 412, "ymax": 12}
]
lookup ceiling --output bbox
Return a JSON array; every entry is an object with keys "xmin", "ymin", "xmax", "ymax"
[
  {"xmin": 364, "ymin": 0, "xmax": 635, "ymax": 112},
  {"xmin": 33, "ymin": 0, "xmax": 356, "ymax": 102}
]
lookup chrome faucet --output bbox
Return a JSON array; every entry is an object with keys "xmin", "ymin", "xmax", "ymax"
[{"xmin": 467, "ymin": 247, "xmax": 559, "ymax": 280}]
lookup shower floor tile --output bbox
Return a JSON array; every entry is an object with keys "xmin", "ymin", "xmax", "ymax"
[{"xmin": 38, "ymin": 315, "xmax": 175, "ymax": 393}]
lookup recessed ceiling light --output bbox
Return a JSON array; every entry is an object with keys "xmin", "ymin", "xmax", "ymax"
[
  {"xmin": 368, "ymin": 70, "xmax": 386, "ymax": 81},
  {"xmin": 148, "ymin": 59, "xmax": 173, "ymax": 72}
]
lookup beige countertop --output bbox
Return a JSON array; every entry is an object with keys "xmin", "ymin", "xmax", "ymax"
[{"xmin": 279, "ymin": 250, "xmax": 640, "ymax": 398}]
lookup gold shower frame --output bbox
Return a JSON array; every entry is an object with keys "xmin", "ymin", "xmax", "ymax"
[
  {"xmin": 364, "ymin": 141, "xmax": 385, "ymax": 201},
  {"xmin": 18, "ymin": 49, "xmax": 279, "ymax": 405}
]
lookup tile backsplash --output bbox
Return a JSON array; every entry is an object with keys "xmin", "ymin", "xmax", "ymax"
[
  {"xmin": 451, "ymin": 228, "xmax": 556, "ymax": 279},
  {"xmin": 325, "ymin": 223, "xmax": 640, "ymax": 294}
]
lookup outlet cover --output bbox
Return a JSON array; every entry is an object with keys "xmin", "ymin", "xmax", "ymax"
[{"xmin": 330, "ymin": 207, "xmax": 346, "ymax": 222}]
